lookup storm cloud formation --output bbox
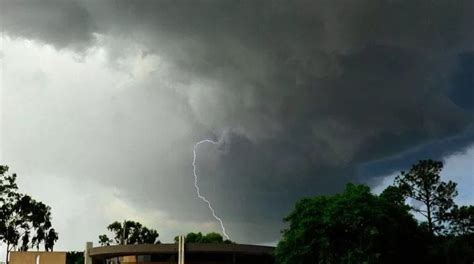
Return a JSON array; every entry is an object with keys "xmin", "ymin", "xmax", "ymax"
[{"xmin": 1, "ymin": 0, "xmax": 474, "ymax": 243}]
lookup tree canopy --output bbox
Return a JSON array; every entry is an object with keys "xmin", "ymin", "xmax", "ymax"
[
  {"xmin": 175, "ymin": 232, "xmax": 233, "ymax": 244},
  {"xmin": 276, "ymin": 160, "xmax": 474, "ymax": 264},
  {"xmin": 98, "ymin": 220, "xmax": 160, "ymax": 245},
  {"xmin": 276, "ymin": 183, "xmax": 425, "ymax": 264},
  {"xmin": 449, "ymin": 205, "xmax": 474, "ymax": 236}
]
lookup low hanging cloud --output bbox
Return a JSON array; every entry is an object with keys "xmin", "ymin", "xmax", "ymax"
[{"xmin": 1, "ymin": 0, "xmax": 474, "ymax": 244}]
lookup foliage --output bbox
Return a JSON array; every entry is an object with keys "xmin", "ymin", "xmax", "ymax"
[
  {"xmin": 276, "ymin": 183, "xmax": 425, "ymax": 264},
  {"xmin": 175, "ymin": 232, "xmax": 233, "ymax": 244},
  {"xmin": 276, "ymin": 160, "xmax": 473, "ymax": 264},
  {"xmin": 66, "ymin": 251, "xmax": 84, "ymax": 264},
  {"xmin": 449, "ymin": 205, "xmax": 474, "ymax": 235},
  {"xmin": 98, "ymin": 220, "xmax": 160, "ymax": 245},
  {"xmin": 394, "ymin": 160, "xmax": 458, "ymax": 234},
  {"xmin": 45, "ymin": 228, "xmax": 59, "ymax": 251},
  {"xmin": 0, "ymin": 165, "xmax": 58, "ymax": 263},
  {"xmin": 98, "ymin": 234, "xmax": 111, "ymax": 246}
]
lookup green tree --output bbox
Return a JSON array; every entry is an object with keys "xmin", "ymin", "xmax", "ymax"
[
  {"xmin": 98, "ymin": 220, "xmax": 160, "ymax": 245},
  {"xmin": 276, "ymin": 184, "xmax": 425, "ymax": 264},
  {"xmin": 174, "ymin": 232, "xmax": 233, "ymax": 244},
  {"xmin": 0, "ymin": 166, "xmax": 58, "ymax": 264},
  {"xmin": 394, "ymin": 160, "xmax": 458, "ymax": 234}
]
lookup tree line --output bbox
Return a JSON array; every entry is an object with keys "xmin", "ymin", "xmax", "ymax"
[
  {"xmin": 3, "ymin": 159, "xmax": 473, "ymax": 264},
  {"xmin": 97, "ymin": 220, "xmax": 233, "ymax": 246},
  {"xmin": 98, "ymin": 220, "xmax": 160, "ymax": 246},
  {"xmin": 276, "ymin": 160, "xmax": 474, "ymax": 264}
]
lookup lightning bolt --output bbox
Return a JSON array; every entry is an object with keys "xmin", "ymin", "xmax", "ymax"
[{"xmin": 193, "ymin": 139, "xmax": 230, "ymax": 240}]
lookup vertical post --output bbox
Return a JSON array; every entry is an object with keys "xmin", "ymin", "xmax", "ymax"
[
  {"xmin": 84, "ymin": 242, "xmax": 93, "ymax": 264},
  {"xmin": 178, "ymin": 236, "xmax": 181, "ymax": 264},
  {"xmin": 178, "ymin": 235, "xmax": 185, "ymax": 264},
  {"xmin": 182, "ymin": 235, "xmax": 185, "ymax": 264},
  {"xmin": 181, "ymin": 235, "xmax": 183, "ymax": 264}
]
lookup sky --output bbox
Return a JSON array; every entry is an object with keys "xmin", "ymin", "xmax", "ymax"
[{"xmin": 0, "ymin": 0, "xmax": 473, "ymax": 254}]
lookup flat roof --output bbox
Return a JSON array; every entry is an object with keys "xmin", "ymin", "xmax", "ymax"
[{"xmin": 89, "ymin": 243, "xmax": 274, "ymax": 259}]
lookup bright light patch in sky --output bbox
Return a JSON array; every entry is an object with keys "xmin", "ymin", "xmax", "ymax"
[{"xmin": 0, "ymin": 36, "xmax": 232, "ymax": 256}]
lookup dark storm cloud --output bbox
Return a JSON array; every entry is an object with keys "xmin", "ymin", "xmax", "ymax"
[
  {"xmin": 450, "ymin": 52, "xmax": 474, "ymax": 112},
  {"xmin": 359, "ymin": 125, "xmax": 474, "ymax": 180},
  {"xmin": 2, "ymin": 0, "xmax": 474, "ymax": 243},
  {"xmin": 0, "ymin": 0, "xmax": 96, "ymax": 51}
]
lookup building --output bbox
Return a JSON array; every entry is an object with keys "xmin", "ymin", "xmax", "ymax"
[
  {"xmin": 7, "ymin": 238, "xmax": 275, "ymax": 264},
  {"xmin": 84, "ymin": 238, "xmax": 275, "ymax": 264},
  {"xmin": 9, "ymin": 251, "xmax": 66, "ymax": 264}
]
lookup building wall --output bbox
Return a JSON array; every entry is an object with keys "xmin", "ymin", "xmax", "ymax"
[
  {"xmin": 10, "ymin": 251, "xmax": 66, "ymax": 264},
  {"xmin": 101, "ymin": 254, "xmax": 273, "ymax": 264},
  {"xmin": 88, "ymin": 243, "xmax": 275, "ymax": 264}
]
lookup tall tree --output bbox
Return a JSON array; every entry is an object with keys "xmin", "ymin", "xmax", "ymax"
[
  {"xmin": 98, "ymin": 220, "xmax": 160, "ymax": 245},
  {"xmin": 395, "ymin": 160, "xmax": 458, "ymax": 234},
  {"xmin": 0, "ymin": 166, "xmax": 58, "ymax": 263},
  {"xmin": 0, "ymin": 166, "xmax": 18, "ymax": 262}
]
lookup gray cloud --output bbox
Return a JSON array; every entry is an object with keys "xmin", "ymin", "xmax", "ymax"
[
  {"xmin": 1, "ymin": 0, "xmax": 96, "ymax": 51},
  {"xmin": 1, "ymin": 0, "xmax": 474, "ymax": 244}
]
